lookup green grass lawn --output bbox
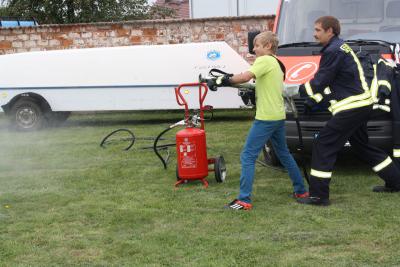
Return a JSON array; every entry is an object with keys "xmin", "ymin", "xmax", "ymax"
[{"xmin": 1, "ymin": 111, "xmax": 400, "ymax": 266}]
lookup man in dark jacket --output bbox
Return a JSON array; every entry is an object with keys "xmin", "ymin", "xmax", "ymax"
[{"xmin": 297, "ymin": 16, "xmax": 400, "ymax": 206}]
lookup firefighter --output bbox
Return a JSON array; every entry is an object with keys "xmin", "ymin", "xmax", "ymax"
[{"xmin": 297, "ymin": 16, "xmax": 400, "ymax": 206}]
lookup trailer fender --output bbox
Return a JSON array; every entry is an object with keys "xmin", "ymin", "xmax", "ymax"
[
  {"xmin": 3, "ymin": 93, "xmax": 54, "ymax": 131},
  {"xmin": 2, "ymin": 92, "xmax": 51, "ymax": 115}
]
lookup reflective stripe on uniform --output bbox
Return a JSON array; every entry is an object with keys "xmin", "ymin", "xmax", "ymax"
[
  {"xmin": 310, "ymin": 169, "xmax": 332, "ymax": 178},
  {"xmin": 372, "ymin": 104, "xmax": 390, "ymax": 112},
  {"xmin": 378, "ymin": 58, "xmax": 395, "ymax": 67},
  {"xmin": 329, "ymin": 91, "xmax": 371, "ymax": 112},
  {"xmin": 328, "ymin": 91, "xmax": 373, "ymax": 115},
  {"xmin": 373, "ymin": 157, "xmax": 393, "ymax": 172},
  {"xmin": 305, "ymin": 82, "xmax": 314, "ymax": 96},
  {"xmin": 331, "ymin": 98, "xmax": 373, "ymax": 115},
  {"xmin": 305, "ymin": 82, "xmax": 323, "ymax": 103},
  {"xmin": 394, "ymin": 149, "xmax": 400, "ymax": 158},
  {"xmin": 370, "ymin": 59, "xmax": 392, "ymax": 103},
  {"xmin": 378, "ymin": 80, "xmax": 392, "ymax": 91},
  {"xmin": 311, "ymin": 93, "xmax": 323, "ymax": 103},
  {"xmin": 370, "ymin": 64, "xmax": 378, "ymax": 102},
  {"xmin": 324, "ymin": 87, "xmax": 332, "ymax": 95},
  {"xmin": 340, "ymin": 43, "xmax": 369, "ymax": 91}
]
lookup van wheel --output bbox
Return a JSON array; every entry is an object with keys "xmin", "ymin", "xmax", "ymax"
[
  {"xmin": 10, "ymin": 97, "xmax": 45, "ymax": 131},
  {"xmin": 262, "ymin": 141, "xmax": 281, "ymax": 166}
]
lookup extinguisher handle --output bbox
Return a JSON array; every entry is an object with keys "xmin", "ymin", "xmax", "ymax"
[
  {"xmin": 198, "ymin": 83, "xmax": 208, "ymax": 130},
  {"xmin": 175, "ymin": 87, "xmax": 187, "ymax": 107},
  {"xmin": 199, "ymin": 83, "xmax": 208, "ymax": 110},
  {"xmin": 175, "ymin": 83, "xmax": 208, "ymax": 107},
  {"xmin": 175, "ymin": 83, "xmax": 209, "ymax": 125}
]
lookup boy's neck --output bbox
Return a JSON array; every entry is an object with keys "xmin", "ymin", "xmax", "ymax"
[{"xmin": 257, "ymin": 51, "xmax": 274, "ymax": 57}]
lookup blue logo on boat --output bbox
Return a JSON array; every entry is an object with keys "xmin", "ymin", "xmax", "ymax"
[{"xmin": 207, "ymin": 50, "xmax": 221, "ymax": 61}]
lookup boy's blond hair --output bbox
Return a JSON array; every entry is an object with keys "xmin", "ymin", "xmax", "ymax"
[{"xmin": 253, "ymin": 31, "xmax": 279, "ymax": 54}]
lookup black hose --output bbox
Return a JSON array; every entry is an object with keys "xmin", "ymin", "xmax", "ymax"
[
  {"xmin": 295, "ymin": 117, "xmax": 310, "ymax": 185},
  {"xmin": 284, "ymin": 96, "xmax": 310, "ymax": 185},
  {"xmin": 100, "ymin": 128, "xmax": 135, "ymax": 151},
  {"xmin": 153, "ymin": 127, "xmax": 174, "ymax": 169}
]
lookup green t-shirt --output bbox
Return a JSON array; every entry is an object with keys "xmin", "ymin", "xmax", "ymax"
[{"xmin": 249, "ymin": 55, "xmax": 286, "ymax": 121}]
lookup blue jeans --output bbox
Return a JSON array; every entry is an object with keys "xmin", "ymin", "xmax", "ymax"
[{"xmin": 238, "ymin": 119, "xmax": 307, "ymax": 203}]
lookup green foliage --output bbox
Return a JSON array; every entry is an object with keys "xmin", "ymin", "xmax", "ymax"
[
  {"xmin": 0, "ymin": 0, "xmax": 175, "ymax": 24},
  {"xmin": 1, "ymin": 111, "xmax": 400, "ymax": 266}
]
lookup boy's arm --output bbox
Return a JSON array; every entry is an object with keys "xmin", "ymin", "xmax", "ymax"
[
  {"xmin": 215, "ymin": 71, "xmax": 255, "ymax": 88},
  {"xmin": 230, "ymin": 71, "xmax": 255, "ymax": 84}
]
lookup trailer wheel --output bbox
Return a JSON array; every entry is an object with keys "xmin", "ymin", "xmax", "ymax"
[
  {"xmin": 214, "ymin": 156, "xmax": 226, "ymax": 183},
  {"xmin": 10, "ymin": 97, "xmax": 45, "ymax": 131},
  {"xmin": 262, "ymin": 141, "xmax": 281, "ymax": 166},
  {"xmin": 176, "ymin": 165, "xmax": 181, "ymax": 181}
]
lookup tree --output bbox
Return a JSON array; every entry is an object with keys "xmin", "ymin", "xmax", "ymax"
[{"xmin": 0, "ymin": 0, "xmax": 175, "ymax": 24}]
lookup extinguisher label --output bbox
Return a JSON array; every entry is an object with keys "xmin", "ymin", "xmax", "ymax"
[{"xmin": 180, "ymin": 142, "xmax": 197, "ymax": 168}]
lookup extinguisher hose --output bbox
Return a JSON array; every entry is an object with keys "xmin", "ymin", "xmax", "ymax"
[
  {"xmin": 284, "ymin": 95, "xmax": 310, "ymax": 185},
  {"xmin": 100, "ymin": 128, "xmax": 135, "ymax": 150},
  {"xmin": 153, "ymin": 126, "xmax": 174, "ymax": 169},
  {"xmin": 295, "ymin": 117, "xmax": 310, "ymax": 185}
]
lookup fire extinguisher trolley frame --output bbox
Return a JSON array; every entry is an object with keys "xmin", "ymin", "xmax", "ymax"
[{"xmin": 174, "ymin": 82, "xmax": 226, "ymax": 188}]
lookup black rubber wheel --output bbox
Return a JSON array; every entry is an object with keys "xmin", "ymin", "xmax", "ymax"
[
  {"xmin": 262, "ymin": 141, "xmax": 281, "ymax": 166},
  {"xmin": 175, "ymin": 165, "xmax": 188, "ymax": 183},
  {"xmin": 176, "ymin": 165, "xmax": 181, "ymax": 181},
  {"xmin": 214, "ymin": 156, "xmax": 226, "ymax": 183},
  {"xmin": 10, "ymin": 97, "xmax": 45, "ymax": 131},
  {"xmin": 47, "ymin": 111, "xmax": 71, "ymax": 126}
]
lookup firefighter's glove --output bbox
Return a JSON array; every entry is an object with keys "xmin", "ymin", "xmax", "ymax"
[
  {"xmin": 303, "ymin": 97, "xmax": 317, "ymax": 115},
  {"xmin": 215, "ymin": 74, "xmax": 233, "ymax": 87},
  {"xmin": 206, "ymin": 78, "xmax": 218, "ymax": 91}
]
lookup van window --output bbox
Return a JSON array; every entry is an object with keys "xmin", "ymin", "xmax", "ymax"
[{"xmin": 277, "ymin": 0, "xmax": 400, "ymax": 44}]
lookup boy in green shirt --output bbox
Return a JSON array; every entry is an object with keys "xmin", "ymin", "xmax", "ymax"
[{"xmin": 218, "ymin": 31, "xmax": 308, "ymax": 210}]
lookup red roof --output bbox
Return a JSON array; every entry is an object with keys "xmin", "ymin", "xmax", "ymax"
[{"xmin": 154, "ymin": 0, "xmax": 190, "ymax": 19}]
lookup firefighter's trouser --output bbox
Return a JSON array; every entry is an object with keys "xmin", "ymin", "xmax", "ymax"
[{"xmin": 309, "ymin": 105, "xmax": 400, "ymax": 200}]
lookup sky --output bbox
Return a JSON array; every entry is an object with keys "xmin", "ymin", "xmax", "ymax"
[{"xmin": 148, "ymin": 0, "xmax": 157, "ymax": 4}]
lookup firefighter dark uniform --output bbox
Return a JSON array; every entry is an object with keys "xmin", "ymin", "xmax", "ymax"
[
  {"xmin": 392, "ymin": 64, "xmax": 400, "ymax": 166},
  {"xmin": 299, "ymin": 36, "xmax": 400, "ymax": 204},
  {"xmin": 369, "ymin": 56, "xmax": 400, "ymax": 169}
]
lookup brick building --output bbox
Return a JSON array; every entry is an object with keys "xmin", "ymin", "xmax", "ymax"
[
  {"xmin": 0, "ymin": 15, "xmax": 275, "ymax": 61},
  {"xmin": 154, "ymin": 0, "xmax": 190, "ymax": 19}
]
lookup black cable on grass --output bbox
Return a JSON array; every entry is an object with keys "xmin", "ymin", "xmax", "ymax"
[
  {"xmin": 100, "ymin": 128, "xmax": 175, "ymax": 150},
  {"xmin": 100, "ymin": 128, "xmax": 135, "ymax": 151},
  {"xmin": 100, "ymin": 128, "xmax": 176, "ymax": 169},
  {"xmin": 153, "ymin": 127, "xmax": 175, "ymax": 169}
]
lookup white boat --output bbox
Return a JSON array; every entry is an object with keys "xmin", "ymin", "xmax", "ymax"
[{"xmin": 0, "ymin": 42, "xmax": 250, "ymax": 130}]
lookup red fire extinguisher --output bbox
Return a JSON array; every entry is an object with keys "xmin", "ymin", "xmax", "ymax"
[{"xmin": 174, "ymin": 82, "xmax": 226, "ymax": 188}]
